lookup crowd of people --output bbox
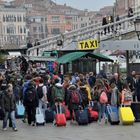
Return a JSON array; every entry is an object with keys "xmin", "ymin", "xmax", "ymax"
[{"xmin": 0, "ymin": 66, "xmax": 139, "ymax": 131}]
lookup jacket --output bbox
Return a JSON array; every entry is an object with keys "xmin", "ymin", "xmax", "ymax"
[
  {"xmin": 1, "ymin": 92, "xmax": 16, "ymax": 112},
  {"xmin": 51, "ymin": 83, "xmax": 65, "ymax": 104}
]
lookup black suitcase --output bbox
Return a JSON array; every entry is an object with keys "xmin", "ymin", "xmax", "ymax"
[
  {"xmin": 75, "ymin": 109, "xmax": 89, "ymax": 125},
  {"xmin": 45, "ymin": 108, "xmax": 54, "ymax": 123},
  {"xmin": 131, "ymin": 102, "xmax": 140, "ymax": 122}
]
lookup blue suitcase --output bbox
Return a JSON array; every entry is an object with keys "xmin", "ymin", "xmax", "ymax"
[
  {"xmin": 107, "ymin": 105, "xmax": 120, "ymax": 125},
  {"xmin": 45, "ymin": 108, "xmax": 54, "ymax": 123},
  {"xmin": 16, "ymin": 101, "xmax": 25, "ymax": 118},
  {"xmin": 76, "ymin": 109, "xmax": 89, "ymax": 125}
]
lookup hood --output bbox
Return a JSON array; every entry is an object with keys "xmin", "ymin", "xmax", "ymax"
[
  {"xmin": 55, "ymin": 83, "xmax": 63, "ymax": 88},
  {"xmin": 68, "ymin": 85, "xmax": 76, "ymax": 90}
]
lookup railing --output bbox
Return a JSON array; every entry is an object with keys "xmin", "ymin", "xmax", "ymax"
[{"xmin": 27, "ymin": 9, "xmax": 140, "ymax": 56}]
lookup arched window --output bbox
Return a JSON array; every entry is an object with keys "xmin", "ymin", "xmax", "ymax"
[{"xmin": 3, "ymin": 16, "xmax": 5, "ymax": 22}]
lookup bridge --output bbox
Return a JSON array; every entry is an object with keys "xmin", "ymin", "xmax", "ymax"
[{"xmin": 27, "ymin": 10, "xmax": 140, "ymax": 57}]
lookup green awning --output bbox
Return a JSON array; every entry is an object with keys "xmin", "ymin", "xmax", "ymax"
[
  {"xmin": 57, "ymin": 52, "xmax": 88, "ymax": 64},
  {"xmin": 57, "ymin": 52, "xmax": 113, "ymax": 64},
  {"xmin": 88, "ymin": 53, "xmax": 114, "ymax": 62}
]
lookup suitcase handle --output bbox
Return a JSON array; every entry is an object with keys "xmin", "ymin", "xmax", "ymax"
[
  {"xmin": 89, "ymin": 101, "xmax": 94, "ymax": 107},
  {"xmin": 107, "ymin": 105, "xmax": 112, "ymax": 115},
  {"xmin": 56, "ymin": 105, "xmax": 62, "ymax": 114}
]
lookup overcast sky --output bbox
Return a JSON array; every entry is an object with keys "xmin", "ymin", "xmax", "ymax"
[{"xmin": 55, "ymin": 0, "xmax": 115, "ymax": 11}]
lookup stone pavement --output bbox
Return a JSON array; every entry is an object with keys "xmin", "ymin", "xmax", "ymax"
[{"xmin": 0, "ymin": 120, "xmax": 140, "ymax": 140}]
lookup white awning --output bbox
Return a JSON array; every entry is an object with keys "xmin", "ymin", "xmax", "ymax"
[{"xmin": 8, "ymin": 52, "xmax": 21, "ymax": 56}]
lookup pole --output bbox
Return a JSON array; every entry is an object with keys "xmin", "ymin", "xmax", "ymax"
[{"xmin": 126, "ymin": 50, "xmax": 130, "ymax": 76}]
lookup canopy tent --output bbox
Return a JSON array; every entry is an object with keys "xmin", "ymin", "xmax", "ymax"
[{"xmin": 57, "ymin": 52, "xmax": 113, "ymax": 64}]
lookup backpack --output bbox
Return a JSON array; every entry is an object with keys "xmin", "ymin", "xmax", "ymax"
[
  {"xmin": 26, "ymin": 90, "xmax": 36, "ymax": 103},
  {"xmin": 124, "ymin": 90, "xmax": 133, "ymax": 101},
  {"xmin": 99, "ymin": 91, "xmax": 108, "ymax": 104},
  {"xmin": 54, "ymin": 86, "xmax": 64, "ymax": 102},
  {"xmin": 37, "ymin": 85, "xmax": 44, "ymax": 99},
  {"xmin": 80, "ymin": 89, "xmax": 88, "ymax": 103},
  {"xmin": 70, "ymin": 90, "xmax": 80, "ymax": 104}
]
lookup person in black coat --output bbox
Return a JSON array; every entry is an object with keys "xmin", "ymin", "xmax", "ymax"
[
  {"xmin": 135, "ymin": 76, "xmax": 140, "ymax": 101},
  {"xmin": 126, "ymin": 71, "xmax": 137, "ymax": 101},
  {"xmin": 102, "ymin": 16, "xmax": 107, "ymax": 35},
  {"xmin": 110, "ymin": 73, "xmax": 123, "ymax": 92},
  {"xmin": 23, "ymin": 81, "xmax": 39, "ymax": 126}
]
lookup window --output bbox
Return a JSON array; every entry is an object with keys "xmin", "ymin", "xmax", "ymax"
[
  {"xmin": 33, "ymin": 27, "xmax": 37, "ymax": 32},
  {"xmin": 20, "ymin": 27, "xmax": 22, "ymax": 33},
  {"xmin": 23, "ymin": 16, "xmax": 26, "ymax": 22},
  {"xmin": 3, "ymin": 16, "xmax": 5, "ymax": 22},
  {"xmin": 41, "ymin": 18, "xmax": 44, "ymax": 22},
  {"xmin": 7, "ymin": 28, "xmax": 10, "ymax": 33},
  {"xmin": 52, "ymin": 16, "xmax": 60, "ymax": 23},
  {"xmin": 20, "ymin": 16, "xmax": 22, "ymax": 22},
  {"xmin": 14, "ymin": 16, "xmax": 16, "ymax": 22},
  {"xmin": 51, "ymin": 28, "xmax": 60, "ymax": 34},
  {"xmin": 24, "ymin": 28, "xmax": 26, "ymax": 33}
]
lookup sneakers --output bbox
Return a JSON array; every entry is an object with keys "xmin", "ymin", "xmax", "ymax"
[
  {"xmin": 31, "ymin": 123, "xmax": 35, "ymax": 126},
  {"xmin": 3, "ymin": 128, "xmax": 7, "ymax": 131},
  {"xmin": 22, "ymin": 119, "xmax": 26, "ymax": 123},
  {"xmin": 3, "ymin": 127, "xmax": 18, "ymax": 131},
  {"xmin": 13, "ymin": 128, "xmax": 18, "ymax": 131}
]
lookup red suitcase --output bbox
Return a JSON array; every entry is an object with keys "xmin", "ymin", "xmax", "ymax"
[
  {"xmin": 88, "ymin": 107, "xmax": 98, "ymax": 121},
  {"xmin": 64, "ymin": 106, "xmax": 71, "ymax": 120},
  {"xmin": 56, "ymin": 105, "xmax": 66, "ymax": 127}
]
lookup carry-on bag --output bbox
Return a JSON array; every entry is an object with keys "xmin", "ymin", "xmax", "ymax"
[
  {"xmin": 119, "ymin": 105, "xmax": 135, "ymax": 125},
  {"xmin": 131, "ymin": 102, "xmax": 140, "ymax": 122},
  {"xmin": 36, "ymin": 108, "xmax": 45, "ymax": 126},
  {"xmin": 55, "ymin": 105, "xmax": 66, "ymax": 127},
  {"xmin": 76, "ymin": 107, "xmax": 89, "ymax": 125},
  {"xmin": 107, "ymin": 105, "xmax": 120, "ymax": 125},
  {"xmin": 16, "ymin": 101, "xmax": 25, "ymax": 118},
  {"xmin": 45, "ymin": 107, "xmax": 54, "ymax": 123}
]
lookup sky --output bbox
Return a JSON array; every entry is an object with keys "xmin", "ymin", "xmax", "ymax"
[{"xmin": 55, "ymin": 0, "xmax": 115, "ymax": 11}]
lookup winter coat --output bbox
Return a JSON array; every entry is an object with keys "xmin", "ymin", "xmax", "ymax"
[
  {"xmin": 23, "ymin": 86, "xmax": 39, "ymax": 108},
  {"xmin": 1, "ymin": 92, "xmax": 16, "ymax": 112},
  {"xmin": 51, "ymin": 83, "xmax": 65, "ymax": 104}
]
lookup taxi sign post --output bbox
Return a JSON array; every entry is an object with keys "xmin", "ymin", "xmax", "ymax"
[{"xmin": 78, "ymin": 39, "xmax": 99, "ymax": 50}]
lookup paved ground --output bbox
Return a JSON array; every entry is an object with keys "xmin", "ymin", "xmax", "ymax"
[{"xmin": 0, "ymin": 120, "xmax": 140, "ymax": 140}]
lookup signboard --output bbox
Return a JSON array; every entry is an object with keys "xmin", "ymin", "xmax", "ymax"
[
  {"xmin": 78, "ymin": 39, "xmax": 99, "ymax": 50},
  {"xmin": 100, "ymin": 40, "xmax": 140, "ymax": 51}
]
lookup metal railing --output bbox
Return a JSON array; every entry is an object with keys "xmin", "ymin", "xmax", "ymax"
[{"xmin": 27, "ymin": 9, "xmax": 140, "ymax": 56}]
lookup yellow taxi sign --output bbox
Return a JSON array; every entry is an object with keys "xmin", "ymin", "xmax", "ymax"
[{"xmin": 78, "ymin": 39, "xmax": 99, "ymax": 50}]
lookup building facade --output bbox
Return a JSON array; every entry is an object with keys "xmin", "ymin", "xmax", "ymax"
[{"xmin": 0, "ymin": 3, "xmax": 27, "ymax": 47}]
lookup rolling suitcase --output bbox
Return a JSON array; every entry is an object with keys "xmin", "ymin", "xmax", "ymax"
[
  {"xmin": 76, "ymin": 108, "xmax": 89, "ymax": 125},
  {"xmin": 55, "ymin": 105, "xmax": 66, "ymax": 127},
  {"xmin": 106, "ymin": 105, "xmax": 120, "ymax": 125},
  {"xmin": 131, "ymin": 102, "xmax": 140, "ymax": 122},
  {"xmin": 45, "ymin": 108, "xmax": 54, "ymax": 123},
  {"xmin": 16, "ymin": 101, "xmax": 25, "ymax": 118},
  {"xmin": 64, "ymin": 105, "xmax": 71, "ymax": 120},
  {"xmin": 88, "ymin": 101, "xmax": 98, "ymax": 122},
  {"xmin": 119, "ymin": 106, "xmax": 135, "ymax": 125},
  {"xmin": 36, "ymin": 108, "xmax": 45, "ymax": 126}
]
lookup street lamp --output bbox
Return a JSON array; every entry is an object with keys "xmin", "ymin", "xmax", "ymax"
[{"xmin": 134, "ymin": 17, "xmax": 140, "ymax": 40}]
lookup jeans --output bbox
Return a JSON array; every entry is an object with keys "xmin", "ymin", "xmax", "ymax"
[
  {"xmin": 98, "ymin": 103, "xmax": 107, "ymax": 122},
  {"xmin": 3, "ymin": 111, "xmax": 17, "ymax": 129}
]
